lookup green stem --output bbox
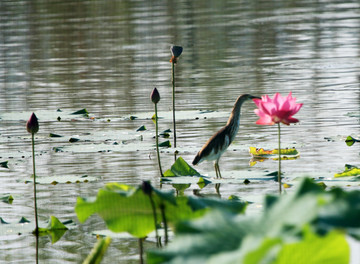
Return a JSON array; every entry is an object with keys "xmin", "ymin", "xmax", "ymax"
[
  {"xmin": 155, "ymin": 103, "xmax": 163, "ymax": 177},
  {"xmin": 138, "ymin": 238, "xmax": 144, "ymax": 264},
  {"xmin": 278, "ymin": 123, "xmax": 282, "ymax": 194},
  {"xmin": 32, "ymin": 133, "xmax": 39, "ymax": 234},
  {"xmin": 160, "ymin": 203, "xmax": 168, "ymax": 245},
  {"xmin": 171, "ymin": 61, "xmax": 177, "ymax": 148},
  {"xmin": 148, "ymin": 194, "xmax": 160, "ymax": 247},
  {"xmin": 35, "ymin": 230, "xmax": 39, "ymax": 264}
]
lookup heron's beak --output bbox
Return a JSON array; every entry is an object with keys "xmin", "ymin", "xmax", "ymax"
[{"xmin": 250, "ymin": 95, "xmax": 261, "ymax": 100}]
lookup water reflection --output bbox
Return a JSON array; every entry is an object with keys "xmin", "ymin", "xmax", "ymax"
[{"xmin": 1, "ymin": 0, "xmax": 360, "ymax": 263}]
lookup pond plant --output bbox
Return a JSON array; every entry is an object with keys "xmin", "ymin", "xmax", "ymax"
[
  {"xmin": 253, "ymin": 92, "xmax": 303, "ymax": 194},
  {"xmin": 75, "ymin": 181, "xmax": 247, "ymax": 262},
  {"xmin": 147, "ymin": 178, "xmax": 360, "ymax": 264},
  {"xmin": 169, "ymin": 45, "xmax": 183, "ymax": 148},
  {"xmin": 151, "ymin": 87, "xmax": 163, "ymax": 177},
  {"xmin": 26, "ymin": 112, "xmax": 40, "ymax": 234}
]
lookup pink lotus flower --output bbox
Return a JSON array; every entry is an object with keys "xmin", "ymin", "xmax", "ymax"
[{"xmin": 253, "ymin": 92, "xmax": 303, "ymax": 125}]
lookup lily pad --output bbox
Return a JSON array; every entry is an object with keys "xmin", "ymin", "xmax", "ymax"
[
  {"xmin": 122, "ymin": 110, "xmax": 230, "ymax": 121},
  {"xmin": 136, "ymin": 125, "xmax": 146, "ymax": 132},
  {"xmin": 71, "ymin": 109, "xmax": 89, "ymax": 115},
  {"xmin": 249, "ymin": 147, "xmax": 299, "ymax": 158},
  {"xmin": 0, "ymin": 161, "xmax": 9, "ymax": 168},
  {"xmin": 0, "ymin": 109, "xmax": 92, "ymax": 122},
  {"xmin": 158, "ymin": 140, "xmax": 171, "ymax": 148},
  {"xmin": 163, "ymin": 157, "xmax": 200, "ymax": 177},
  {"xmin": 23, "ymin": 175, "xmax": 98, "ymax": 185},
  {"xmin": 0, "ymin": 216, "xmax": 73, "ymax": 241},
  {"xmin": 38, "ymin": 216, "xmax": 69, "ymax": 243},
  {"xmin": 345, "ymin": 136, "xmax": 360, "ymax": 146},
  {"xmin": 335, "ymin": 165, "xmax": 360, "ymax": 178},
  {"xmin": 1, "ymin": 194, "xmax": 14, "ymax": 204}
]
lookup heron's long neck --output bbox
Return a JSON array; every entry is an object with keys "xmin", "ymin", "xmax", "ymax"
[{"xmin": 226, "ymin": 97, "xmax": 246, "ymax": 141}]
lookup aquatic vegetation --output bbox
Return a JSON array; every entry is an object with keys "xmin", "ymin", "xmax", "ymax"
[
  {"xmin": 253, "ymin": 92, "xmax": 303, "ymax": 193},
  {"xmin": 83, "ymin": 237, "xmax": 111, "ymax": 264},
  {"xmin": 147, "ymin": 178, "xmax": 359, "ymax": 264},
  {"xmin": 335, "ymin": 164, "xmax": 360, "ymax": 178},
  {"xmin": 26, "ymin": 113, "xmax": 40, "ymax": 234},
  {"xmin": 151, "ymin": 87, "xmax": 163, "ymax": 177},
  {"xmin": 345, "ymin": 135, "xmax": 360, "ymax": 146},
  {"xmin": 75, "ymin": 182, "xmax": 247, "ymax": 233}
]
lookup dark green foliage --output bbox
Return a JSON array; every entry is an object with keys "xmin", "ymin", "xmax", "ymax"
[{"xmin": 147, "ymin": 178, "xmax": 357, "ymax": 264}]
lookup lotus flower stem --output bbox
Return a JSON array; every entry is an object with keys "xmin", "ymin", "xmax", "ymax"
[
  {"xmin": 155, "ymin": 103, "xmax": 163, "ymax": 177},
  {"xmin": 148, "ymin": 193, "xmax": 160, "ymax": 247},
  {"xmin": 160, "ymin": 203, "xmax": 168, "ymax": 245},
  {"xmin": 138, "ymin": 238, "xmax": 144, "ymax": 264},
  {"xmin": 35, "ymin": 231, "xmax": 39, "ymax": 264},
  {"xmin": 31, "ymin": 133, "xmax": 39, "ymax": 234},
  {"xmin": 142, "ymin": 180, "xmax": 160, "ymax": 247},
  {"xmin": 277, "ymin": 123, "xmax": 282, "ymax": 194},
  {"xmin": 171, "ymin": 61, "xmax": 177, "ymax": 148},
  {"xmin": 26, "ymin": 113, "xmax": 40, "ymax": 234}
]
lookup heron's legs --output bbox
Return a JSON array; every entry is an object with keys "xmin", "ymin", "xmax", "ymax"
[{"xmin": 214, "ymin": 161, "xmax": 222, "ymax": 179}]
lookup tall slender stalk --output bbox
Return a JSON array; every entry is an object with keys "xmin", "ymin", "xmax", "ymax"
[
  {"xmin": 171, "ymin": 61, "xmax": 177, "ymax": 148},
  {"xmin": 155, "ymin": 103, "xmax": 163, "ymax": 177},
  {"xmin": 138, "ymin": 238, "xmax": 144, "ymax": 264},
  {"xmin": 31, "ymin": 133, "xmax": 39, "ymax": 234},
  {"xmin": 278, "ymin": 123, "xmax": 282, "ymax": 194},
  {"xmin": 35, "ymin": 230, "xmax": 39, "ymax": 264},
  {"xmin": 148, "ymin": 194, "xmax": 160, "ymax": 247},
  {"xmin": 160, "ymin": 203, "xmax": 168, "ymax": 245}
]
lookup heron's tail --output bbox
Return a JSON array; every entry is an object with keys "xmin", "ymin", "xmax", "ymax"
[{"xmin": 192, "ymin": 153, "xmax": 201, "ymax": 165}]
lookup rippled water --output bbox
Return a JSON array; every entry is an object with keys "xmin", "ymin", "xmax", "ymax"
[{"xmin": 1, "ymin": 0, "xmax": 360, "ymax": 263}]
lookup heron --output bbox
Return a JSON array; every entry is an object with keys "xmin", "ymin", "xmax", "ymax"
[{"xmin": 192, "ymin": 94, "xmax": 260, "ymax": 178}]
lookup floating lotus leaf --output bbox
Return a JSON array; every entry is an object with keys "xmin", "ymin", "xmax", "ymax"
[
  {"xmin": 249, "ymin": 147, "xmax": 299, "ymax": 157},
  {"xmin": 334, "ymin": 165, "xmax": 360, "ymax": 178},
  {"xmin": 163, "ymin": 157, "xmax": 200, "ymax": 177},
  {"xmin": 38, "ymin": 216, "xmax": 69, "ymax": 243}
]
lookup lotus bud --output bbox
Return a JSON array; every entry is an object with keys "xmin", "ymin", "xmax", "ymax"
[
  {"xmin": 26, "ymin": 113, "xmax": 39, "ymax": 134},
  {"xmin": 141, "ymin": 181, "xmax": 152, "ymax": 196},
  {"xmin": 170, "ymin": 45, "xmax": 183, "ymax": 63},
  {"xmin": 150, "ymin": 87, "xmax": 160, "ymax": 104}
]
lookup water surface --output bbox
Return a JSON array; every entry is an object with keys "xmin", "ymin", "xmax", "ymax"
[{"xmin": 1, "ymin": 0, "xmax": 360, "ymax": 263}]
